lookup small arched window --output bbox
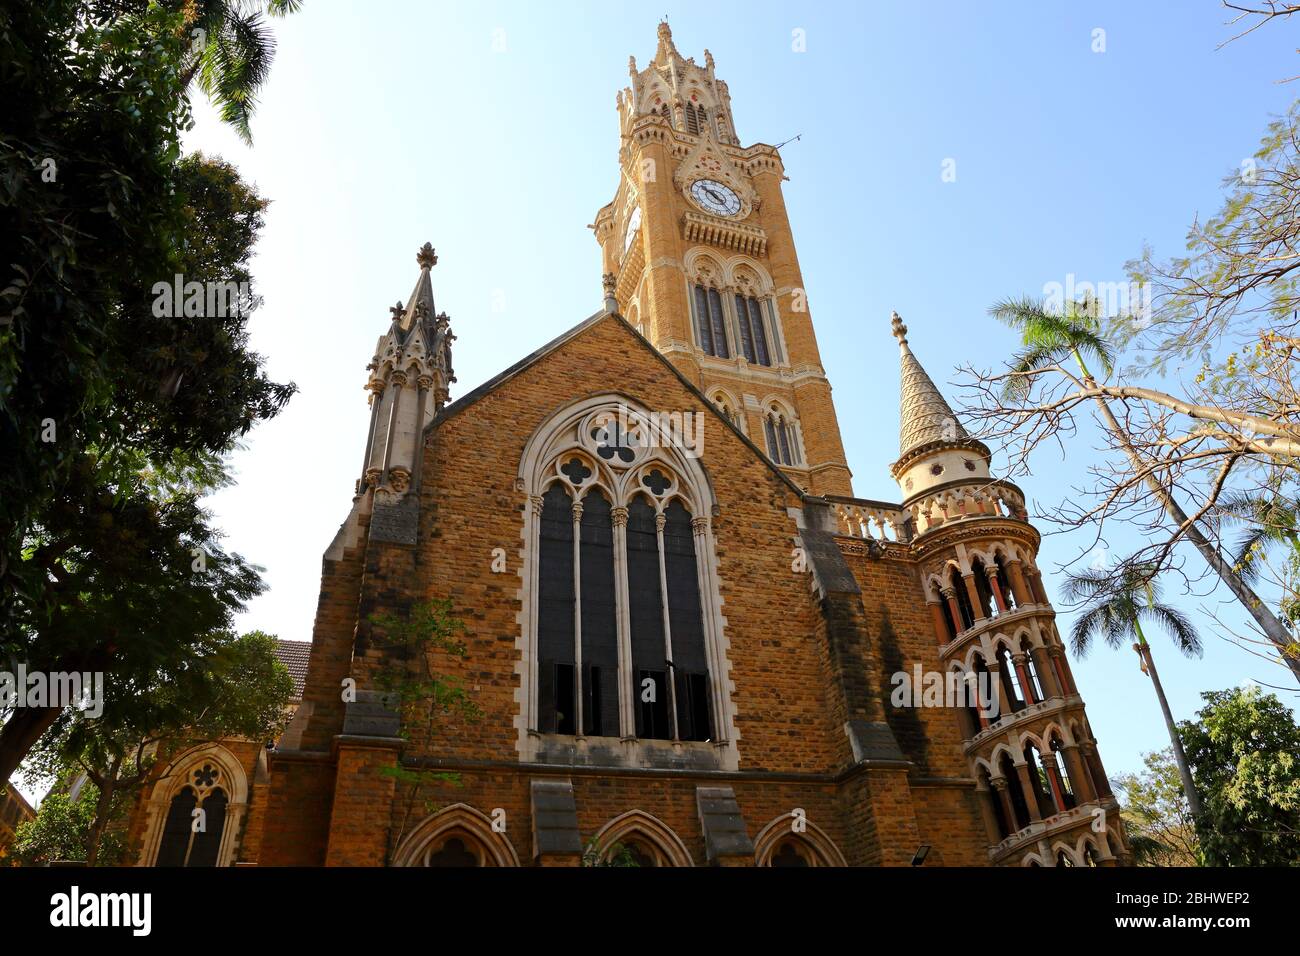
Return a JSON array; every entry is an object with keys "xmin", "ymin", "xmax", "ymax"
[{"xmin": 763, "ymin": 405, "xmax": 801, "ymax": 467}]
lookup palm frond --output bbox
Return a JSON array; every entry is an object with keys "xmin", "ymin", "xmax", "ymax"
[{"xmin": 1141, "ymin": 604, "xmax": 1204, "ymax": 659}]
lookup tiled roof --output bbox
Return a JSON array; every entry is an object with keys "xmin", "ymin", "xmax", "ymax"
[
  {"xmin": 273, "ymin": 639, "xmax": 311, "ymax": 700},
  {"xmin": 892, "ymin": 312, "xmax": 970, "ymax": 458}
]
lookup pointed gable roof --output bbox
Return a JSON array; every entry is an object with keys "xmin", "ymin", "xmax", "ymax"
[{"xmin": 431, "ymin": 309, "xmax": 809, "ymax": 500}]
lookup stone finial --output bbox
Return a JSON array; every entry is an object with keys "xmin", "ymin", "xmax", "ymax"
[
  {"xmin": 416, "ymin": 242, "xmax": 438, "ymax": 270},
  {"xmin": 890, "ymin": 311, "xmax": 908, "ymax": 345},
  {"xmin": 602, "ymin": 272, "xmax": 618, "ymax": 313},
  {"xmin": 389, "ymin": 301, "xmax": 405, "ymax": 322},
  {"xmin": 705, "ymin": 48, "xmax": 715, "ymax": 70},
  {"xmin": 658, "ymin": 20, "xmax": 672, "ymax": 40}
]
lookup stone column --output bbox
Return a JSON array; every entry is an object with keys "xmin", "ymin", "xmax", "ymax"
[
  {"xmin": 571, "ymin": 499, "xmax": 585, "ymax": 736},
  {"xmin": 992, "ymin": 777, "xmax": 1018, "ymax": 834},
  {"xmin": 1005, "ymin": 558, "xmax": 1033, "ymax": 607},
  {"xmin": 941, "ymin": 587, "xmax": 965, "ymax": 636},
  {"xmin": 1015, "ymin": 761, "xmax": 1043, "ymax": 823},
  {"xmin": 962, "ymin": 572, "xmax": 987, "ymax": 622},
  {"xmin": 611, "ymin": 506, "xmax": 634, "ymax": 738},
  {"xmin": 1030, "ymin": 645, "xmax": 1061, "ymax": 698},
  {"xmin": 986, "ymin": 566, "xmax": 1008, "ymax": 614},
  {"xmin": 927, "ymin": 599, "xmax": 950, "ymax": 646},
  {"xmin": 1061, "ymin": 742, "xmax": 1096, "ymax": 804},
  {"xmin": 1012, "ymin": 652, "xmax": 1038, "ymax": 705}
]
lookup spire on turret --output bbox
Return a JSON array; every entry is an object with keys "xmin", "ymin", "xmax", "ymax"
[
  {"xmin": 654, "ymin": 19, "xmax": 679, "ymax": 66},
  {"xmin": 359, "ymin": 243, "xmax": 456, "ymax": 501},
  {"xmin": 892, "ymin": 311, "xmax": 970, "ymax": 459}
]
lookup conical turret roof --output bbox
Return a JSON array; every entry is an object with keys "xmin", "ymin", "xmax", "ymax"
[{"xmin": 892, "ymin": 312, "xmax": 970, "ymax": 459}]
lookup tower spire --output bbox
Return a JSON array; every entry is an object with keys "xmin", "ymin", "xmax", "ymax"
[{"xmin": 892, "ymin": 311, "xmax": 969, "ymax": 460}]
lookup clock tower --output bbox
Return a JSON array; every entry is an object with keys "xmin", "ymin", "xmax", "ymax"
[{"xmin": 593, "ymin": 21, "xmax": 853, "ymax": 497}]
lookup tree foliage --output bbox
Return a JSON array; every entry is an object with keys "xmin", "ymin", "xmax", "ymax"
[
  {"xmin": 1183, "ymin": 685, "xmax": 1300, "ymax": 865},
  {"xmin": 0, "ymin": 1, "xmax": 296, "ymax": 782},
  {"xmin": 1114, "ymin": 748, "xmax": 1201, "ymax": 867}
]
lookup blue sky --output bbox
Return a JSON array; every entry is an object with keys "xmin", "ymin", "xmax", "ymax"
[{"xmin": 176, "ymin": 0, "xmax": 1299, "ymax": 785}]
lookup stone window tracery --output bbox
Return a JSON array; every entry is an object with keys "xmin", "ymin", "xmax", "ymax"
[
  {"xmin": 762, "ymin": 401, "xmax": 802, "ymax": 467},
  {"xmin": 521, "ymin": 400, "xmax": 729, "ymax": 748}
]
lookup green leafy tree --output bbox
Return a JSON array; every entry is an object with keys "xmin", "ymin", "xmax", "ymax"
[
  {"xmin": 1064, "ymin": 564, "xmax": 1204, "ymax": 819},
  {"xmin": 181, "ymin": 1, "xmax": 303, "ymax": 144},
  {"xmin": 1, "ymin": 2, "xmax": 296, "ymax": 782},
  {"xmin": 367, "ymin": 601, "xmax": 482, "ymax": 864},
  {"xmin": 1182, "ymin": 685, "xmax": 1300, "ymax": 866},
  {"xmin": 1114, "ymin": 748, "xmax": 1200, "ymax": 867},
  {"xmin": 581, "ymin": 835, "xmax": 640, "ymax": 867},
  {"xmin": 9, "ymin": 773, "xmax": 128, "ymax": 867},
  {"xmin": 21, "ymin": 630, "xmax": 293, "ymax": 865}
]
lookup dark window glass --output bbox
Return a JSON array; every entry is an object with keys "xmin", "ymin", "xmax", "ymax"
[
  {"xmin": 537, "ymin": 484, "xmax": 574, "ymax": 733},
  {"xmin": 772, "ymin": 842, "xmax": 811, "ymax": 867},
  {"xmin": 627, "ymin": 498, "xmax": 669, "ymax": 739},
  {"xmin": 186, "ymin": 788, "xmax": 227, "ymax": 867},
  {"xmin": 428, "ymin": 837, "xmax": 479, "ymax": 867},
  {"xmin": 763, "ymin": 299, "xmax": 782, "ymax": 363},
  {"xmin": 693, "ymin": 284, "xmax": 714, "ymax": 355},
  {"xmin": 747, "ymin": 297, "xmax": 771, "ymax": 366},
  {"xmin": 685, "ymin": 103, "xmax": 699, "ymax": 134},
  {"xmin": 636, "ymin": 668, "xmax": 671, "ymax": 740},
  {"xmin": 707, "ymin": 288, "xmax": 729, "ymax": 358},
  {"xmin": 553, "ymin": 662, "xmax": 576, "ymax": 735},
  {"xmin": 580, "ymin": 491, "xmax": 618, "ymax": 736},
  {"xmin": 764, "ymin": 415, "xmax": 781, "ymax": 463},
  {"xmin": 664, "ymin": 499, "xmax": 711, "ymax": 741},
  {"xmin": 155, "ymin": 786, "xmax": 197, "ymax": 867},
  {"xmin": 734, "ymin": 294, "xmax": 755, "ymax": 362},
  {"xmin": 778, "ymin": 419, "xmax": 793, "ymax": 464}
]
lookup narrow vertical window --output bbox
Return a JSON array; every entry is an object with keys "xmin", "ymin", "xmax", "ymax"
[
  {"xmin": 764, "ymin": 415, "xmax": 780, "ymax": 463},
  {"xmin": 685, "ymin": 103, "xmax": 700, "ymax": 134},
  {"xmin": 537, "ymin": 483, "xmax": 575, "ymax": 734},
  {"xmin": 580, "ymin": 491, "xmax": 618, "ymax": 737},
  {"xmin": 746, "ymin": 297, "xmax": 771, "ymax": 367},
  {"xmin": 763, "ymin": 299, "xmax": 783, "ymax": 363},
  {"xmin": 693, "ymin": 284, "xmax": 714, "ymax": 355},
  {"xmin": 777, "ymin": 417, "xmax": 793, "ymax": 465},
  {"xmin": 707, "ymin": 288, "xmax": 729, "ymax": 358},
  {"xmin": 627, "ymin": 497, "xmax": 670, "ymax": 739},
  {"xmin": 155, "ymin": 787, "xmax": 198, "ymax": 867},
  {"xmin": 664, "ymin": 500, "xmax": 711, "ymax": 741},
  {"xmin": 186, "ymin": 788, "xmax": 227, "ymax": 867},
  {"xmin": 734, "ymin": 294, "xmax": 755, "ymax": 363}
]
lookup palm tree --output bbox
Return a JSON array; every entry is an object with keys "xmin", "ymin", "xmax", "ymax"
[
  {"xmin": 1064, "ymin": 564, "xmax": 1203, "ymax": 819},
  {"xmin": 991, "ymin": 296, "xmax": 1300, "ymax": 685},
  {"xmin": 179, "ymin": 1, "xmax": 303, "ymax": 144}
]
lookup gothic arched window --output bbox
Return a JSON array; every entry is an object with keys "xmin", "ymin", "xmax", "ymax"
[
  {"xmin": 524, "ymin": 403, "xmax": 725, "ymax": 748},
  {"xmin": 691, "ymin": 283, "xmax": 730, "ymax": 358},
  {"xmin": 763, "ymin": 405, "xmax": 801, "ymax": 466},
  {"xmin": 733, "ymin": 294, "xmax": 773, "ymax": 366},
  {"xmin": 685, "ymin": 101, "xmax": 700, "ymax": 134},
  {"xmin": 154, "ymin": 764, "xmax": 229, "ymax": 867}
]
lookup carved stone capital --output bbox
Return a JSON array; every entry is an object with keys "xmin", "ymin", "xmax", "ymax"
[{"xmin": 611, "ymin": 506, "xmax": 629, "ymax": 528}]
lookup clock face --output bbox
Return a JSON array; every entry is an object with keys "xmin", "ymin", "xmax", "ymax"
[{"xmin": 689, "ymin": 179, "xmax": 742, "ymax": 217}]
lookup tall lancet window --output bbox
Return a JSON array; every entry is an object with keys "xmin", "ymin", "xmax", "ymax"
[
  {"xmin": 692, "ymin": 283, "xmax": 730, "ymax": 358},
  {"xmin": 523, "ymin": 401, "xmax": 730, "ymax": 752}
]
